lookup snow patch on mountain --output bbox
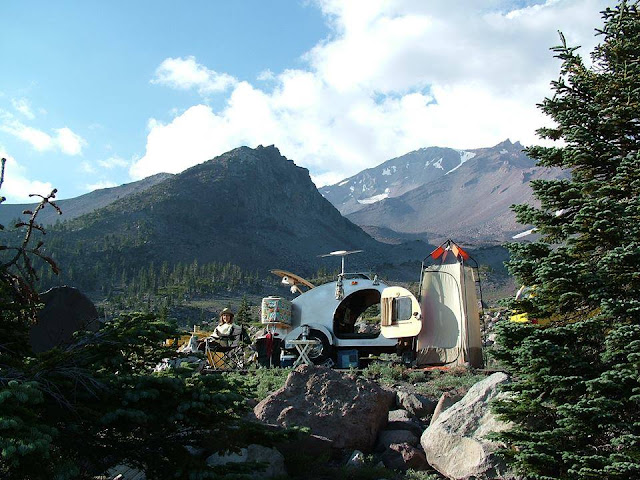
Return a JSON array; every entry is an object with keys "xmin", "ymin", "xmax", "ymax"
[
  {"xmin": 339, "ymin": 180, "xmax": 349, "ymax": 186},
  {"xmin": 446, "ymin": 150, "xmax": 477, "ymax": 175},
  {"xmin": 357, "ymin": 188, "xmax": 390, "ymax": 205},
  {"xmin": 433, "ymin": 158, "xmax": 444, "ymax": 170},
  {"xmin": 382, "ymin": 166, "xmax": 397, "ymax": 176}
]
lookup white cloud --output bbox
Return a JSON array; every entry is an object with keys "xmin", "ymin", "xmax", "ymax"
[
  {"xmin": 151, "ymin": 56, "xmax": 237, "ymax": 94},
  {"xmin": 85, "ymin": 180, "xmax": 117, "ymax": 191},
  {"xmin": 97, "ymin": 155, "xmax": 128, "ymax": 169},
  {"xmin": 80, "ymin": 161, "xmax": 95, "ymax": 174},
  {"xmin": 11, "ymin": 98, "xmax": 35, "ymax": 119},
  {"xmin": 54, "ymin": 127, "xmax": 86, "ymax": 155},
  {"xmin": 0, "ymin": 150, "xmax": 55, "ymax": 203},
  {"xmin": 0, "ymin": 111, "xmax": 86, "ymax": 155},
  {"xmin": 257, "ymin": 69, "xmax": 276, "ymax": 81},
  {"xmin": 133, "ymin": 0, "xmax": 608, "ymax": 184}
]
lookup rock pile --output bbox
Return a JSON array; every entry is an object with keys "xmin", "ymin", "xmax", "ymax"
[
  {"xmin": 373, "ymin": 390, "xmax": 437, "ymax": 471},
  {"xmin": 247, "ymin": 366, "xmax": 516, "ymax": 479}
]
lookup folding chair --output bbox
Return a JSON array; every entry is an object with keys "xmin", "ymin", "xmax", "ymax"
[{"xmin": 204, "ymin": 327, "xmax": 250, "ymax": 370}]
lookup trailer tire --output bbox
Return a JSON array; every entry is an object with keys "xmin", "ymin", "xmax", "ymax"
[{"xmin": 307, "ymin": 330, "xmax": 332, "ymax": 364}]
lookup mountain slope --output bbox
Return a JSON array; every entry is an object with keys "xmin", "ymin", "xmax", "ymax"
[
  {"xmin": 321, "ymin": 146, "xmax": 478, "ymax": 216},
  {"xmin": 345, "ymin": 140, "xmax": 568, "ymax": 243},
  {"xmin": 43, "ymin": 146, "xmax": 393, "ymax": 282},
  {"xmin": 0, "ymin": 172, "xmax": 173, "ymax": 227}
]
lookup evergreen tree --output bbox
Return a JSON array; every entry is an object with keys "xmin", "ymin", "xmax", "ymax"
[
  {"xmin": 235, "ymin": 295, "xmax": 253, "ymax": 325},
  {"xmin": 493, "ymin": 2, "xmax": 640, "ymax": 479}
]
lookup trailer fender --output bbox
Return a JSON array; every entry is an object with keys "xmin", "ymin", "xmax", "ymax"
[{"xmin": 284, "ymin": 324, "xmax": 334, "ymax": 346}]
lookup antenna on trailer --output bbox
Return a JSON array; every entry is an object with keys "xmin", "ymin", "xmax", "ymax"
[
  {"xmin": 319, "ymin": 249, "xmax": 363, "ymax": 275},
  {"xmin": 319, "ymin": 249, "xmax": 363, "ymax": 300}
]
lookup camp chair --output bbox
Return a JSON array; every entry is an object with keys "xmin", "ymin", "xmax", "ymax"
[{"xmin": 204, "ymin": 327, "xmax": 250, "ymax": 370}]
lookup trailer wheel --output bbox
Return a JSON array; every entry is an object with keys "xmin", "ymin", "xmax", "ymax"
[{"xmin": 307, "ymin": 330, "xmax": 332, "ymax": 364}]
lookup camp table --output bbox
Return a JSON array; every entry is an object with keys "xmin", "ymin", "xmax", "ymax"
[{"xmin": 289, "ymin": 338, "xmax": 320, "ymax": 368}]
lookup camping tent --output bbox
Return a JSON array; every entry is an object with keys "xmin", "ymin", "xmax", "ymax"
[{"xmin": 416, "ymin": 240, "xmax": 483, "ymax": 368}]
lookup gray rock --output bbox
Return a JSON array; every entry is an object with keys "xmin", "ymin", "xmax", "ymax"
[
  {"xmin": 381, "ymin": 443, "xmax": 429, "ymax": 472},
  {"xmin": 254, "ymin": 365, "xmax": 394, "ymax": 451},
  {"xmin": 396, "ymin": 391, "xmax": 437, "ymax": 417},
  {"xmin": 388, "ymin": 409, "xmax": 414, "ymax": 422},
  {"xmin": 429, "ymin": 392, "xmax": 463, "ymax": 426},
  {"xmin": 376, "ymin": 430, "xmax": 418, "ymax": 451},
  {"xmin": 421, "ymin": 372, "xmax": 516, "ymax": 480},
  {"xmin": 387, "ymin": 409, "xmax": 423, "ymax": 436},
  {"xmin": 206, "ymin": 444, "xmax": 285, "ymax": 479}
]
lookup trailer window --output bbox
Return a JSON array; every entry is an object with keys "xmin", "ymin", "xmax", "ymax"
[
  {"xmin": 334, "ymin": 289, "xmax": 381, "ymax": 339},
  {"xmin": 395, "ymin": 297, "xmax": 413, "ymax": 322}
]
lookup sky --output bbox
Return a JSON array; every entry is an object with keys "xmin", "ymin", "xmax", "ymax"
[{"xmin": 0, "ymin": 0, "xmax": 610, "ymax": 203}]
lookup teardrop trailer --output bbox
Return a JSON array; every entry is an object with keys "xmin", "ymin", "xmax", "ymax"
[{"xmin": 260, "ymin": 240, "xmax": 484, "ymax": 369}]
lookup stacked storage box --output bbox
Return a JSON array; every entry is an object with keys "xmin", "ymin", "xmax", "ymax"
[{"xmin": 261, "ymin": 296, "xmax": 292, "ymax": 325}]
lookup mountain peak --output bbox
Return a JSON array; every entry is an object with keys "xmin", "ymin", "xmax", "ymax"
[
  {"xmin": 51, "ymin": 145, "xmax": 382, "ymax": 273},
  {"xmin": 491, "ymin": 139, "xmax": 524, "ymax": 151}
]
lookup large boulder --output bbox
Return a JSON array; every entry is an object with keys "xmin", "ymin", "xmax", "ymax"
[
  {"xmin": 29, "ymin": 286, "xmax": 99, "ymax": 352},
  {"xmin": 429, "ymin": 391, "xmax": 463, "ymax": 426},
  {"xmin": 254, "ymin": 365, "xmax": 394, "ymax": 451},
  {"xmin": 421, "ymin": 372, "xmax": 515, "ymax": 480}
]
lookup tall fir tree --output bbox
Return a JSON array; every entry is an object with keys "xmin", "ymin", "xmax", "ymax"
[
  {"xmin": 493, "ymin": 2, "xmax": 640, "ymax": 479},
  {"xmin": 235, "ymin": 295, "xmax": 253, "ymax": 325}
]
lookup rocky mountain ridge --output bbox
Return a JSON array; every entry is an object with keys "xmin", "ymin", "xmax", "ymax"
[
  {"xmin": 0, "ymin": 172, "xmax": 173, "ymax": 227},
  {"xmin": 326, "ymin": 140, "xmax": 568, "ymax": 243},
  {"xmin": 39, "ymin": 146, "xmax": 407, "ymax": 280},
  {"xmin": 321, "ymin": 145, "xmax": 480, "ymax": 216}
]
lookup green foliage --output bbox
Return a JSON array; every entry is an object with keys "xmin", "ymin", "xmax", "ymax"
[
  {"xmin": 235, "ymin": 294, "xmax": 256, "ymax": 325},
  {"xmin": 1, "ymin": 311, "xmax": 281, "ymax": 479},
  {"xmin": 361, "ymin": 359, "xmax": 406, "ymax": 385},
  {"xmin": 403, "ymin": 469, "xmax": 444, "ymax": 480},
  {"xmin": 413, "ymin": 369, "xmax": 485, "ymax": 399},
  {"xmin": 361, "ymin": 360, "xmax": 484, "ymax": 399},
  {"xmin": 224, "ymin": 367, "xmax": 291, "ymax": 401},
  {"xmin": 495, "ymin": 3, "xmax": 640, "ymax": 478}
]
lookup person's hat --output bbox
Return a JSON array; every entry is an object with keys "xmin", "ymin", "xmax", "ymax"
[{"xmin": 220, "ymin": 308, "xmax": 234, "ymax": 318}]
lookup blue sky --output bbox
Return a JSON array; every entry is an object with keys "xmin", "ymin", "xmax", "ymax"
[{"xmin": 0, "ymin": 0, "xmax": 608, "ymax": 202}]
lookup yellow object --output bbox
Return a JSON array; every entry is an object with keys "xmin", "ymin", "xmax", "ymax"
[
  {"xmin": 509, "ymin": 286, "xmax": 550, "ymax": 325},
  {"xmin": 206, "ymin": 350, "xmax": 226, "ymax": 368},
  {"xmin": 509, "ymin": 312, "xmax": 530, "ymax": 323},
  {"xmin": 166, "ymin": 325, "xmax": 215, "ymax": 349}
]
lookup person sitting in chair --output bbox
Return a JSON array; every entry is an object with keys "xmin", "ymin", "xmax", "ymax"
[{"xmin": 211, "ymin": 308, "xmax": 243, "ymax": 347}]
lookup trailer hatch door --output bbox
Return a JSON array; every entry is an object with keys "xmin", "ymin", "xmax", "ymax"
[{"xmin": 380, "ymin": 286, "xmax": 422, "ymax": 338}]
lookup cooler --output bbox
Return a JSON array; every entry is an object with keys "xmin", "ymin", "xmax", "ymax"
[{"xmin": 261, "ymin": 296, "xmax": 292, "ymax": 325}]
